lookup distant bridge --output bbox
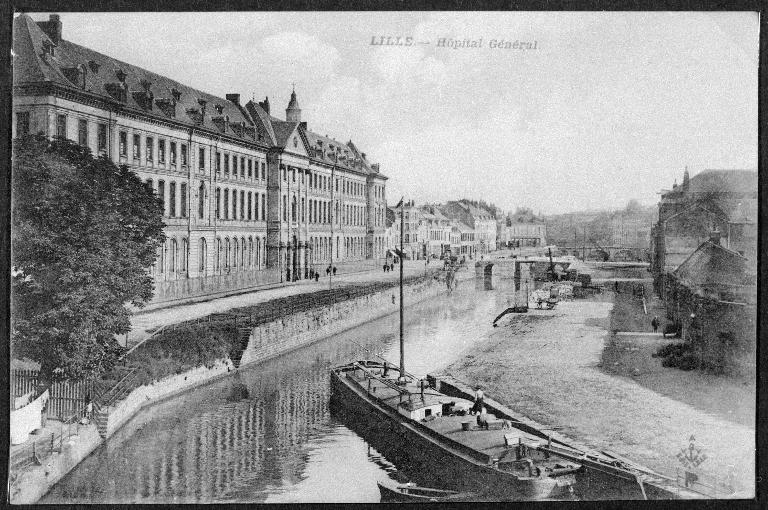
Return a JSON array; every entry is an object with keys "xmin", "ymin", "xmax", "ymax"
[{"xmin": 558, "ymin": 245, "xmax": 648, "ymax": 261}]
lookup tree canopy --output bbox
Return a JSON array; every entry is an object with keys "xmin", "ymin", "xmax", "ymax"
[{"xmin": 11, "ymin": 135, "xmax": 165, "ymax": 385}]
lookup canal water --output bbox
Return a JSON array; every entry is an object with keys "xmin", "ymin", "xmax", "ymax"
[{"xmin": 43, "ymin": 278, "xmax": 517, "ymax": 503}]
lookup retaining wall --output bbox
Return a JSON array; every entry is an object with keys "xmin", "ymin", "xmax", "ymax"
[
  {"xmin": 239, "ymin": 275, "xmax": 447, "ymax": 368},
  {"xmin": 18, "ymin": 273, "xmax": 458, "ymax": 504}
]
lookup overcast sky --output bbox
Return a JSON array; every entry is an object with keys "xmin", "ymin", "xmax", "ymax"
[{"xmin": 29, "ymin": 12, "xmax": 758, "ymax": 215}]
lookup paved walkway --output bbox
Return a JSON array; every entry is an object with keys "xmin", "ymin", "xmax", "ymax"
[
  {"xmin": 614, "ymin": 332, "xmax": 666, "ymax": 337},
  {"xmin": 125, "ymin": 261, "xmax": 466, "ymax": 349}
]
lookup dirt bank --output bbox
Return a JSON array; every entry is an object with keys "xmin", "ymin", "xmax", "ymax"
[{"xmin": 442, "ymin": 300, "xmax": 755, "ymax": 498}]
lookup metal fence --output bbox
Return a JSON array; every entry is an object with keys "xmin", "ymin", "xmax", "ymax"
[{"xmin": 11, "ymin": 370, "xmax": 93, "ymax": 420}]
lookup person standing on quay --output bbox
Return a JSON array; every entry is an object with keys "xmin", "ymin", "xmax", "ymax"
[
  {"xmin": 472, "ymin": 386, "xmax": 484, "ymax": 414},
  {"xmin": 651, "ymin": 316, "xmax": 659, "ymax": 333}
]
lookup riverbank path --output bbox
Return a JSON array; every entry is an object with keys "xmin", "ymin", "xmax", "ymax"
[{"xmin": 125, "ymin": 261, "xmax": 470, "ymax": 349}]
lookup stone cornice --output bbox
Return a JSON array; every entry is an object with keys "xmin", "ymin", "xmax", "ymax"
[{"xmin": 14, "ymin": 81, "xmax": 272, "ymax": 153}]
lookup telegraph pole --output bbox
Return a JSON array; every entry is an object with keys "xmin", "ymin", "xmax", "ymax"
[
  {"xmin": 330, "ymin": 153, "xmax": 336, "ymax": 290},
  {"xmin": 399, "ymin": 198, "xmax": 405, "ymax": 382}
]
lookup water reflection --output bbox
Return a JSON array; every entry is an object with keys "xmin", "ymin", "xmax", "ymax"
[{"xmin": 44, "ymin": 282, "xmax": 510, "ymax": 504}]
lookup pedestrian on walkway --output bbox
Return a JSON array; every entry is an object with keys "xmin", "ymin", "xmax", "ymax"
[
  {"xmin": 315, "ymin": 272, "xmax": 319, "ymax": 282},
  {"xmin": 326, "ymin": 266, "xmax": 331, "ymax": 276},
  {"xmin": 651, "ymin": 316, "xmax": 659, "ymax": 333},
  {"xmin": 333, "ymin": 266, "xmax": 337, "ymax": 276},
  {"xmin": 477, "ymin": 407, "xmax": 489, "ymax": 430},
  {"xmin": 471, "ymin": 386, "xmax": 484, "ymax": 415}
]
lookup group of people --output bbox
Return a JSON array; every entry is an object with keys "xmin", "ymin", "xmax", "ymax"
[
  {"xmin": 305, "ymin": 266, "xmax": 337, "ymax": 282},
  {"xmin": 382, "ymin": 263, "xmax": 395, "ymax": 272}
]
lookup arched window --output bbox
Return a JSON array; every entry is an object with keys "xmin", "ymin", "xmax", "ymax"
[
  {"xmin": 291, "ymin": 195, "xmax": 297, "ymax": 222},
  {"xmin": 225, "ymin": 238, "xmax": 230, "ymax": 269},
  {"xmin": 241, "ymin": 237, "xmax": 246, "ymax": 268},
  {"xmin": 256, "ymin": 238, "xmax": 261, "ymax": 269},
  {"xmin": 223, "ymin": 188, "xmax": 229, "ymax": 220},
  {"xmin": 199, "ymin": 182, "xmax": 206, "ymax": 219},
  {"xmin": 248, "ymin": 237, "xmax": 254, "ymax": 268},
  {"xmin": 233, "ymin": 238, "xmax": 239, "ymax": 269},
  {"xmin": 199, "ymin": 237, "xmax": 207, "ymax": 273}
]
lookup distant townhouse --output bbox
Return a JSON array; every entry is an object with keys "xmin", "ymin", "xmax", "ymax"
[
  {"xmin": 498, "ymin": 221, "xmax": 547, "ymax": 249},
  {"xmin": 12, "ymin": 14, "xmax": 387, "ymax": 303},
  {"xmin": 440, "ymin": 200, "xmax": 497, "ymax": 255},
  {"xmin": 420, "ymin": 205, "xmax": 453, "ymax": 258}
]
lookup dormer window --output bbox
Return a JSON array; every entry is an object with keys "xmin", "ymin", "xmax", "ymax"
[
  {"xmin": 115, "ymin": 68, "xmax": 126, "ymax": 82},
  {"xmin": 171, "ymin": 88, "xmax": 182, "ymax": 101},
  {"xmin": 88, "ymin": 60, "xmax": 100, "ymax": 73},
  {"xmin": 293, "ymin": 136, "xmax": 298, "ymax": 148},
  {"xmin": 214, "ymin": 104, "xmax": 224, "ymax": 114},
  {"xmin": 140, "ymin": 79, "xmax": 152, "ymax": 91}
]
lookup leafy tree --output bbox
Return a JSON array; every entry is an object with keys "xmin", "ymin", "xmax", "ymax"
[{"xmin": 11, "ymin": 135, "xmax": 165, "ymax": 388}]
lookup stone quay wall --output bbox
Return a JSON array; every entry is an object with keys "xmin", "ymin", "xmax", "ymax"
[
  {"xmin": 19, "ymin": 272, "xmax": 460, "ymax": 504},
  {"xmin": 238, "ymin": 275, "xmax": 449, "ymax": 368}
]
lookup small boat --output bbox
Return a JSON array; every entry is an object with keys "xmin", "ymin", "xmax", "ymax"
[{"xmin": 377, "ymin": 480, "xmax": 476, "ymax": 502}]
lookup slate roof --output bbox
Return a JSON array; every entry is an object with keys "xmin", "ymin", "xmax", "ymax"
[
  {"xmin": 14, "ymin": 14, "xmax": 386, "ymax": 179},
  {"xmin": 14, "ymin": 14, "xmax": 270, "ymax": 145},
  {"xmin": 244, "ymin": 100, "xmax": 277, "ymax": 145},
  {"xmin": 688, "ymin": 170, "xmax": 757, "ymax": 195}
]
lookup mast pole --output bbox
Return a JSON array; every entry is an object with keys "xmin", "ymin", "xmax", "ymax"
[{"xmin": 399, "ymin": 199, "xmax": 405, "ymax": 383}]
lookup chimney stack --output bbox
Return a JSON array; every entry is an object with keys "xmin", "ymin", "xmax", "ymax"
[
  {"xmin": 226, "ymin": 93, "xmax": 240, "ymax": 105},
  {"xmin": 258, "ymin": 96, "xmax": 270, "ymax": 115},
  {"xmin": 37, "ymin": 14, "xmax": 62, "ymax": 45}
]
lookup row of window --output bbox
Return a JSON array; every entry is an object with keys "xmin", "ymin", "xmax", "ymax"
[
  {"xmin": 154, "ymin": 236, "xmax": 267, "ymax": 276},
  {"xmin": 52, "ymin": 113, "xmax": 110, "ymax": 154},
  {"xmin": 147, "ymin": 179, "xmax": 188, "ymax": 218},
  {"xmin": 213, "ymin": 187, "xmax": 267, "ymax": 222},
  {"xmin": 215, "ymin": 150, "xmax": 266, "ymax": 181},
  {"xmin": 282, "ymin": 165, "xmax": 383, "ymax": 201}
]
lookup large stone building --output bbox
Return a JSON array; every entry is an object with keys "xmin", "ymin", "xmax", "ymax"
[
  {"xmin": 650, "ymin": 168, "xmax": 757, "ymax": 288},
  {"xmin": 12, "ymin": 14, "xmax": 387, "ymax": 303},
  {"xmin": 650, "ymin": 169, "xmax": 757, "ymax": 376}
]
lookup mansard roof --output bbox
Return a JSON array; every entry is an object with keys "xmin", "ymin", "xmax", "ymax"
[
  {"xmin": 14, "ymin": 14, "xmax": 386, "ymax": 178},
  {"xmin": 13, "ymin": 14, "xmax": 267, "ymax": 145}
]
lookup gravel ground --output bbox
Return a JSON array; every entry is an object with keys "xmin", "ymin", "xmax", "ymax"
[{"xmin": 443, "ymin": 300, "xmax": 755, "ymax": 498}]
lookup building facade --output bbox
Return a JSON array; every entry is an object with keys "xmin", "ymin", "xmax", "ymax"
[
  {"xmin": 650, "ymin": 168, "xmax": 757, "ymax": 290},
  {"xmin": 440, "ymin": 200, "xmax": 496, "ymax": 255},
  {"xmin": 13, "ymin": 14, "xmax": 387, "ymax": 302},
  {"xmin": 497, "ymin": 222, "xmax": 547, "ymax": 249},
  {"xmin": 420, "ymin": 205, "xmax": 453, "ymax": 258}
]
